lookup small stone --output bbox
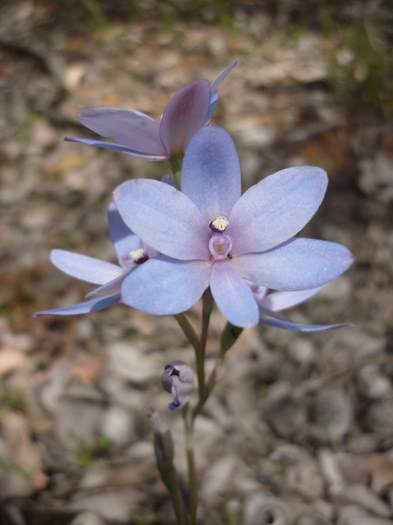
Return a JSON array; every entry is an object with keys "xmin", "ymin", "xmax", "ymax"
[
  {"xmin": 70, "ymin": 512, "xmax": 106, "ymax": 525},
  {"xmin": 295, "ymin": 512, "xmax": 332, "ymax": 525},
  {"xmin": 334, "ymin": 484, "xmax": 391, "ymax": 518},
  {"xmin": 311, "ymin": 387, "xmax": 353, "ymax": 443},
  {"xmin": 358, "ymin": 366, "xmax": 391, "ymax": 400},
  {"xmin": 338, "ymin": 505, "xmax": 392, "ymax": 525},
  {"xmin": 364, "ymin": 401, "xmax": 393, "ymax": 436},
  {"xmin": 245, "ymin": 493, "xmax": 289, "ymax": 525},
  {"xmin": 267, "ymin": 395, "xmax": 307, "ymax": 439}
]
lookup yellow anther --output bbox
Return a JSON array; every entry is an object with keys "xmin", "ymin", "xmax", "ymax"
[
  {"xmin": 129, "ymin": 248, "xmax": 146, "ymax": 263},
  {"xmin": 210, "ymin": 216, "xmax": 229, "ymax": 232}
]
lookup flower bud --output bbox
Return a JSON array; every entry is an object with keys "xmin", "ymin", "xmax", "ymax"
[
  {"xmin": 161, "ymin": 360, "xmax": 194, "ymax": 411},
  {"xmin": 151, "ymin": 411, "xmax": 174, "ymax": 471}
]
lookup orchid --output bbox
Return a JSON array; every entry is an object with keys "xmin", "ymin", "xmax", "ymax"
[
  {"xmin": 113, "ymin": 126, "xmax": 353, "ymax": 328},
  {"xmin": 65, "ymin": 61, "xmax": 237, "ymax": 161},
  {"xmin": 33, "ymin": 202, "xmax": 154, "ymax": 317}
]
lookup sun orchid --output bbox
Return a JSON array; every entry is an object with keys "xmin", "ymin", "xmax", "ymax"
[
  {"xmin": 65, "ymin": 61, "xmax": 237, "ymax": 161},
  {"xmin": 33, "ymin": 202, "xmax": 154, "ymax": 317},
  {"xmin": 113, "ymin": 126, "xmax": 354, "ymax": 328}
]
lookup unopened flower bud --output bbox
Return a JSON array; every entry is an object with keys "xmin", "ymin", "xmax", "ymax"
[
  {"xmin": 161, "ymin": 360, "xmax": 194, "ymax": 411},
  {"xmin": 151, "ymin": 411, "xmax": 174, "ymax": 471}
]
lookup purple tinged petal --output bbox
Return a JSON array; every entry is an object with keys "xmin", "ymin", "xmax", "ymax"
[
  {"xmin": 50, "ymin": 249, "xmax": 123, "ymax": 285},
  {"xmin": 210, "ymin": 60, "xmax": 238, "ymax": 91},
  {"xmin": 64, "ymin": 136, "xmax": 167, "ymax": 160},
  {"xmin": 78, "ymin": 108, "xmax": 166, "ymax": 155},
  {"xmin": 232, "ymin": 238, "xmax": 354, "ymax": 291},
  {"xmin": 121, "ymin": 257, "xmax": 211, "ymax": 315},
  {"xmin": 260, "ymin": 314, "xmax": 351, "ymax": 332},
  {"xmin": 210, "ymin": 261, "xmax": 259, "ymax": 327},
  {"xmin": 33, "ymin": 294, "xmax": 120, "ymax": 317},
  {"xmin": 229, "ymin": 166, "xmax": 328, "ymax": 255},
  {"xmin": 260, "ymin": 286, "xmax": 325, "ymax": 311},
  {"xmin": 114, "ymin": 179, "xmax": 210, "ymax": 261},
  {"xmin": 107, "ymin": 201, "xmax": 141, "ymax": 265},
  {"xmin": 181, "ymin": 126, "xmax": 241, "ymax": 221},
  {"xmin": 208, "ymin": 60, "xmax": 238, "ymax": 119},
  {"xmin": 159, "ymin": 80, "xmax": 211, "ymax": 155}
]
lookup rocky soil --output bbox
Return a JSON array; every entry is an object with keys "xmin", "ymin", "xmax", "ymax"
[{"xmin": 0, "ymin": 1, "xmax": 392, "ymax": 524}]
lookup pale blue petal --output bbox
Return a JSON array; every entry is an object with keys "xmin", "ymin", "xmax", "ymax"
[
  {"xmin": 261, "ymin": 286, "xmax": 325, "ymax": 311},
  {"xmin": 121, "ymin": 257, "xmax": 211, "ymax": 315},
  {"xmin": 208, "ymin": 60, "xmax": 238, "ymax": 119},
  {"xmin": 232, "ymin": 238, "xmax": 353, "ymax": 291},
  {"xmin": 210, "ymin": 60, "xmax": 238, "ymax": 91},
  {"xmin": 210, "ymin": 261, "xmax": 259, "ymax": 327},
  {"xmin": 50, "ymin": 249, "xmax": 123, "ymax": 285},
  {"xmin": 159, "ymin": 80, "xmax": 211, "ymax": 155},
  {"xmin": 181, "ymin": 126, "xmax": 241, "ymax": 221},
  {"xmin": 107, "ymin": 201, "xmax": 141, "ymax": 265},
  {"xmin": 86, "ymin": 271, "xmax": 130, "ymax": 299},
  {"xmin": 261, "ymin": 315, "xmax": 351, "ymax": 332},
  {"xmin": 78, "ymin": 108, "xmax": 166, "ymax": 155},
  {"xmin": 114, "ymin": 179, "xmax": 210, "ymax": 261},
  {"xmin": 229, "ymin": 166, "xmax": 328, "ymax": 255},
  {"xmin": 33, "ymin": 294, "xmax": 120, "ymax": 317},
  {"xmin": 64, "ymin": 136, "xmax": 167, "ymax": 160}
]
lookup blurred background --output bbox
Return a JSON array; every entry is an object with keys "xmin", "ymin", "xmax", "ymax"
[{"xmin": 0, "ymin": 1, "xmax": 392, "ymax": 524}]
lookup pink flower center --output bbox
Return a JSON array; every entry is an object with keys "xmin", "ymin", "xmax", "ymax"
[{"xmin": 209, "ymin": 233, "xmax": 232, "ymax": 260}]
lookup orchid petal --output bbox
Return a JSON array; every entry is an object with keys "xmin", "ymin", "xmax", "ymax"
[
  {"xmin": 208, "ymin": 60, "xmax": 238, "ymax": 119},
  {"xmin": 211, "ymin": 60, "xmax": 238, "ymax": 91},
  {"xmin": 121, "ymin": 257, "xmax": 211, "ymax": 315},
  {"xmin": 86, "ymin": 271, "xmax": 131, "ymax": 299},
  {"xmin": 229, "ymin": 166, "xmax": 328, "ymax": 255},
  {"xmin": 261, "ymin": 286, "xmax": 325, "ymax": 311},
  {"xmin": 114, "ymin": 179, "xmax": 210, "ymax": 260},
  {"xmin": 33, "ymin": 294, "xmax": 120, "ymax": 317},
  {"xmin": 50, "ymin": 249, "xmax": 123, "ymax": 285},
  {"xmin": 233, "ymin": 238, "xmax": 353, "ymax": 291},
  {"xmin": 78, "ymin": 108, "xmax": 166, "ymax": 155},
  {"xmin": 159, "ymin": 80, "xmax": 211, "ymax": 155},
  {"xmin": 210, "ymin": 261, "xmax": 259, "ymax": 327},
  {"xmin": 261, "ymin": 314, "xmax": 351, "ymax": 332},
  {"xmin": 181, "ymin": 126, "xmax": 241, "ymax": 221},
  {"xmin": 64, "ymin": 136, "xmax": 167, "ymax": 160},
  {"xmin": 108, "ymin": 201, "xmax": 141, "ymax": 265}
]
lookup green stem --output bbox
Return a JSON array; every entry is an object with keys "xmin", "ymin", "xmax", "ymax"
[
  {"xmin": 160, "ymin": 466, "xmax": 187, "ymax": 525},
  {"xmin": 183, "ymin": 407, "xmax": 198, "ymax": 525},
  {"xmin": 198, "ymin": 290, "xmax": 214, "ymax": 397},
  {"xmin": 174, "ymin": 314, "xmax": 200, "ymax": 354},
  {"xmin": 169, "ymin": 154, "xmax": 183, "ymax": 189}
]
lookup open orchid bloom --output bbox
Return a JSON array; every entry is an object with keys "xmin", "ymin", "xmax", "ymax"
[
  {"xmin": 65, "ymin": 61, "xmax": 237, "ymax": 160},
  {"xmin": 113, "ymin": 126, "xmax": 354, "ymax": 328},
  {"xmin": 253, "ymin": 285, "xmax": 351, "ymax": 332},
  {"xmin": 33, "ymin": 202, "xmax": 154, "ymax": 317}
]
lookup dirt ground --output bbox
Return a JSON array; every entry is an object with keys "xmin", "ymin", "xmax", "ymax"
[{"xmin": 0, "ymin": 1, "xmax": 392, "ymax": 524}]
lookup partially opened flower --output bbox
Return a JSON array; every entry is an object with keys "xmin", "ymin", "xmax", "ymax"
[
  {"xmin": 33, "ymin": 202, "xmax": 154, "ymax": 317},
  {"xmin": 254, "ymin": 285, "xmax": 350, "ymax": 332},
  {"xmin": 113, "ymin": 126, "xmax": 353, "ymax": 328},
  {"xmin": 65, "ymin": 61, "xmax": 237, "ymax": 161}
]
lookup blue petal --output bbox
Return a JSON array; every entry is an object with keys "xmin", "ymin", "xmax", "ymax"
[
  {"xmin": 107, "ymin": 201, "xmax": 141, "ymax": 265},
  {"xmin": 181, "ymin": 126, "xmax": 241, "ymax": 221},
  {"xmin": 65, "ymin": 136, "xmax": 167, "ymax": 160},
  {"xmin": 121, "ymin": 256, "xmax": 211, "ymax": 315},
  {"xmin": 33, "ymin": 294, "xmax": 120, "ymax": 317}
]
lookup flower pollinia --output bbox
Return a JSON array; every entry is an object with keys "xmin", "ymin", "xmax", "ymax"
[
  {"xmin": 65, "ymin": 61, "xmax": 237, "ymax": 161},
  {"xmin": 33, "ymin": 202, "xmax": 155, "ymax": 317},
  {"xmin": 113, "ymin": 126, "xmax": 354, "ymax": 328}
]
